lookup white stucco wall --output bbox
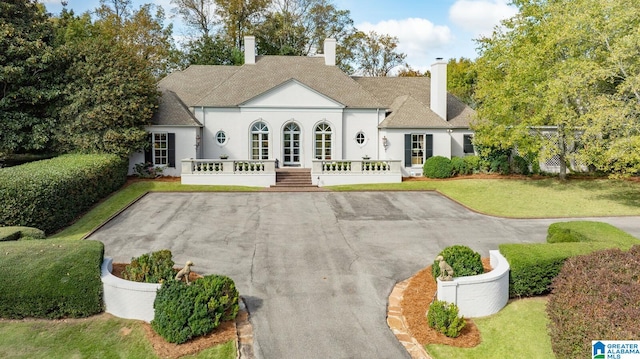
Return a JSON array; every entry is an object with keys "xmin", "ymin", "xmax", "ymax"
[
  {"xmin": 450, "ymin": 130, "xmax": 475, "ymax": 158},
  {"xmin": 128, "ymin": 126, "xmax": 199, "ymax": 177},
  {"xmin": 101, "ymin": 257, "xmax": 160, "ymax": 323},
  {"xmin": 437, "ymin": 250, "xmax": 510, "ymax": 318},
  {"xmin": 342, "ymin": 109, "xmax": 382, "ymax": 160},
  {"xmin": 379, "ymin": 129, "xmax": 449, "ymax": 176}
]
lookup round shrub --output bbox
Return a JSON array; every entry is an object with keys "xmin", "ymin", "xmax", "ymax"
[
  {"xmin": 547, "ymin": 246, "xmax": 640, "ymax": 359},
  {"xmin": 432, "ymin": 245, "xmax": 484, "ymax": 280},
  {"xmin": 152, "ymin": 274, "xmax": 239, "ymax": 344},
  {"xmin": 427, "ymin": 300, "xmax": 466, "ymax": 338},
  {"xmin": 423, "ymin": 156, "xmax": 453, "ymax": 178},
  {"xmin": 123, "ymin": 249, "xmax": 175, "ymax": 283},
  {"xmin": 450, "ymin": 157, "xmax": 470, "ymax": 176}
]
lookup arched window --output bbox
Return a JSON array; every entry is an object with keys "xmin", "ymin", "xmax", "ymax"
[
  {"xmin": 251, "ymin": 121, "xmax": 269, "ymax": 160},
  {"xmin": 314, "ymin": 122, "xmax": 332, "ymax": 160}
]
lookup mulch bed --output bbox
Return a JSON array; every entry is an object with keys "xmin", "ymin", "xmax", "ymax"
[{"xmin": 400, "ymin": 258, "xmax": 492, "ymax": 348}]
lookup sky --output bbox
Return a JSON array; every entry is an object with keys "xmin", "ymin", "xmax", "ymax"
[{"xmin": 42, "ymin": 0, "xmax": 518, "ymax": 73}]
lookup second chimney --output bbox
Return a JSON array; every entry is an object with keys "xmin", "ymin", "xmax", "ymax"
[
  {"xmin": 244, "ymin": 36, "xmax": 256, "ymax": 65},
  {"xmin": 430, "ymin": 58, "xmax": 447, "ymax": 121},
  {"xmin": 324, "ymin": 38, "xmax": 336, "ymax": 66}
]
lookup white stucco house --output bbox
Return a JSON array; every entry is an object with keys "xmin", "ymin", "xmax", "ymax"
[{"xmin": 129, "ymin": 36, "xmax": 476, "ymax": 187}]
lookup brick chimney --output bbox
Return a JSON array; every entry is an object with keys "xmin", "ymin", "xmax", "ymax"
[
  {"xmin": 244, "ymin": 36, "xmax": 255, "ymax": 65},
  {"xmin": 430, "ymin": 58, "xmax": 447, "ymax": 120}
]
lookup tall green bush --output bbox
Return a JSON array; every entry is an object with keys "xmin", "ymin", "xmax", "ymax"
[
  {"xmin": 450, "ymin": 157, "xmax": 470, "ymax": 176},
  {"xmin": 152, "ymin": 274, "xmax": 239, "ymax": 344},
  {"xmin": 0, "ymin": 239, "xmax": 104, "ymax": 319},
  {"xmin": 547, "ymin": 246, "xmax": 640, "ymax": 359},
  {"xmin": 463, "ymin": 155, "xmax": 481, "ymax": 173},
  {"xmin": 0, "ymin": 154, "xmax": 128, "ymax": 234},
  {"xmin": 423, "ymin": 156, "xmax": 453, "ymax": 178},
  {"xmin": 123, "ymin": 249, "xmax": 175, "ymax": 283},
  {"xmin": 432, "ymin": 245, "xmax": 484, "ymax": 280}
]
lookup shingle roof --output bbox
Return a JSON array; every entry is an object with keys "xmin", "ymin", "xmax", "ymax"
[
  {"xmin": 158, "ymin": 65, "xmax": 240, "ymax": 106},
  {"xmin": 154, "ymin": 57, "xmax": 475, "ymax": 129},
  {"xmin": 194, "ymin": 56, "xmax": 383, "ymax": 108},
  {"xmin": 353, "ymin": 76, "xmax": 474, "ymax": 129},
  {"xmin": 151, "ymin": 89, "xmax": 202, "ymax": 127}
]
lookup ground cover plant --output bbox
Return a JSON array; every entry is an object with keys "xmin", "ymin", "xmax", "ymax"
[
  {"xmin": 0, "ymin": 239, "xmax": 104, "ymax": 319},
  {"xmin": 500, "ymin": 221, "xmax": 639, "ymax": 297},
  {"xmin": 547, "ymin": 246, "xmax": 640, "ymax": 359}
]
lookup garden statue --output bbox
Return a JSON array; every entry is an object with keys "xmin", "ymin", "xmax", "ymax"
[
  {"xmin": 175, "ymin": 261, "xmax": 194, "ymax": 284},
  {"xmin": 436, "ymin": 255, "xmax": 454, "ymax": 281}
]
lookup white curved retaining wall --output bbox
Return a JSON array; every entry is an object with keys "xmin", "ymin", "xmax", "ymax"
[
  {"xmin": 101, "ymin": 257, "xmax": 161, "ymax": 323},
  {"xmin": 437, "ymin": 250, "xmax": 510, "ymax": 318}
]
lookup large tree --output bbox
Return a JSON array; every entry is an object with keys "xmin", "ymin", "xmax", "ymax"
[
  {"xmin": 57, "ymin": 36, "xmax": 158, "ymax": 157},
  {"xmin": 0, "ymin": 0, "xmax": 62, "ymax": 158},
  {"xmin": 214, "ymin": 0, "xmax": 269, "ymax": 49},
  {"xmin": 349, "ymin": 31, "xmax": 406, "ymax": 77},
  {"xmin": 170, "ymin": 0, "xmax": 217, "ymax": 37},
  {"xmin": 474, "ymin": 0, "xmax": 640, "ymax": 178}
]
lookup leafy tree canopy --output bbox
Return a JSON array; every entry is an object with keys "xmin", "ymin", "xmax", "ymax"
[{"xmin": 474, "ymin": 0, "xmax": 640, "ymax": 178}]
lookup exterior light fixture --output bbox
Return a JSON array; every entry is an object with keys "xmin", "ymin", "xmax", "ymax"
[{"xmin": 382, "ymin": 136, "xmax": 388, "ymax": 150}]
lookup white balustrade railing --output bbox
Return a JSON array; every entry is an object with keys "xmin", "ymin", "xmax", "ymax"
[
  {"xmin": 312, "ymin": 160, "xmax": 401, "ymax": 174},
  {"xmin": 182, "ymin": 159, "xmax": 276, "ymax": 175}
]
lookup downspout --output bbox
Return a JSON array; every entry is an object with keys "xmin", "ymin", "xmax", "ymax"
[{"xmin": 201, "ymin": 106, "xmax": 205, "ymax": 158}]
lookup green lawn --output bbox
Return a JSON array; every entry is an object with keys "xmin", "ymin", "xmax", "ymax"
[
  {"xmin": 0, "ymin": 315, "xmax": 235, "ymax": 359},
  {"xmin": 330, "ymin": 178, "xmax": 640, "ymax": 217},
  {"xmin": 426, "ymin": 297, "xmax": 554, "ymax": 359}
]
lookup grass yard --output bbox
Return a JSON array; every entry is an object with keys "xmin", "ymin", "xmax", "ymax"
[
  {"xmin": 0, "ymin": 315, "xmax": 235, "ymax": 359},
  {"xmin": 426, "ymin": 297, "xmax": 554, "ymax": 359},
  {"xmin": 330, "ymin": 178, "xmax": 640, "ymax": 217}
]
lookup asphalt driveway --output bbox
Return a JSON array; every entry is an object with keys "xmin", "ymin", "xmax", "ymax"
[{"xmin": 88, "ymin": 192, "xmax": 640, "ymax": 359}]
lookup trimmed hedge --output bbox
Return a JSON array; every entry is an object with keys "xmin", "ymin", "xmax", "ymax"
[
  {"xmin": 423, "ymin": 156, "xmax": 453, "ymax": 178},
  {"xmin": 0, "ymin": 154, "xmax": 128, "ymax": 234},
  {"xmin": 0, "ymin": 226, "xmax": 45, "ymax": 241},
  {"xmin": 547, "ymin": 246, "xmax": 640, "ymax": 359},
  {"xmin": 546, "ymin": 223, "xmax": 587, "ymax": 243},
  {"xmin": 0, "ymin": 239, "xmax": 104, "ymax": 319},
  {"xmin": 499, "ymin": 221, "xmax": 639, "ymax": 297},
  {"xmin": 152, "ymin": 275, "xmax": 239, "ymax": 344}
]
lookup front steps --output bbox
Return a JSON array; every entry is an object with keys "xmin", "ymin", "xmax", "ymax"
[{"xmin": 269, "ymin": 168, "xmax": 320, "ymax": 190}]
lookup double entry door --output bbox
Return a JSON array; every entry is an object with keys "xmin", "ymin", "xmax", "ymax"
[{"xmin": 283, "ymin": 123, "xmax": 300, "ymax": 166}]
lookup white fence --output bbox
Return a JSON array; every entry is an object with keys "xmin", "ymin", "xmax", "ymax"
[{"xmin": 437, "ymin": 250, "xmax": 510, "ymax": 318}]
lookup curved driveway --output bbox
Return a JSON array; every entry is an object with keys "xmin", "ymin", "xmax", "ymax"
[{"xmin": 88, "ymin": 192, "xmax": 640, "ymax": 359}]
